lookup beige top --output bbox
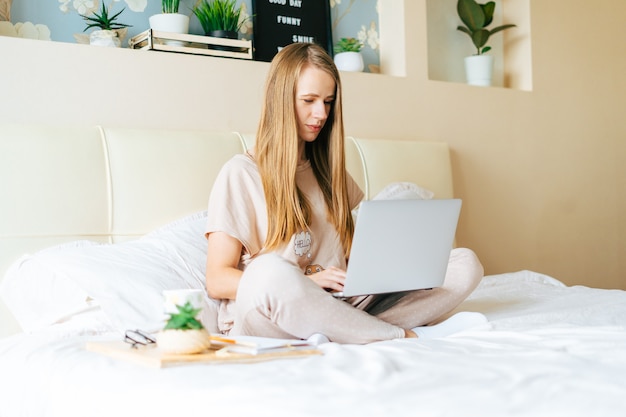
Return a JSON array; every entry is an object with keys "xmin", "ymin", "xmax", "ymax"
[{"xmin": 206, "ymin": 152, "xmax": 364, "ymax": 273}]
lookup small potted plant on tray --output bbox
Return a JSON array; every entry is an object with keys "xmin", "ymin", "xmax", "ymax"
[
  {"xmin": 81, "ymin": 1, "xmax": 131, "ymax": 47},
  {"xmin": 456, "ymin": 0, "xmax": 516, "ymax": 86},
  {"xmin": 333, "ymin": 37, "xmax": 364, "ymax": 72},
  {"xmin": 150, "ymin": 0, "xmax": 190, "ymax": 39},
  {"xmin": 157, "ymin": 301, "xmax": 211, "ymax": 354},
  {"xmin": 192, "ymin": 0, "xmax": 249, "ymax": 50}
]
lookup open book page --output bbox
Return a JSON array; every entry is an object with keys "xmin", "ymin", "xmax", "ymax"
[{"xmin": 212, "ymin": 335, "xmax": 316, "ymax": 355}]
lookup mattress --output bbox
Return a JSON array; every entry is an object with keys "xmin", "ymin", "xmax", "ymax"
[{"xmin": 1, "ymin": 270, "xmax": 625, "ymax": 417}]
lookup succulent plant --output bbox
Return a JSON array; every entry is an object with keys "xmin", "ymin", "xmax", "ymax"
[
  {"xmin": 162, "ymin": 0, "xmax": 181, "ymax": 14},
  {"xmin": 192, "ymin": 0, "xmax": 248, "ymax": 35},
  {"xmin": 81, "ymin": 2, "xmax": 131, "ymax": 32},
  {"xmin": 163, "ymin": 301, "xmax": 204, "ymax": 330},
  {"xmin": 334, "ymin": 37, "xmax": 363, "ymax": 53}
]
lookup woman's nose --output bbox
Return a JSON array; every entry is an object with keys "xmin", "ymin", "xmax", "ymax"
[{"xmin": 312, "ymin": 102, "xmax": 327, "ymax": 119}]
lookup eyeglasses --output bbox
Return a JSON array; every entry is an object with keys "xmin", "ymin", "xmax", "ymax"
[{"xmin": 124, "ymin": 329, "xmax": 156, "ymax": 349}]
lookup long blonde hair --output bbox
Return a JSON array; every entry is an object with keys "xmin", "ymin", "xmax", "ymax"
[{"xmin": 255, "ymin": 43, "xmax": 355, "ymax": 257}]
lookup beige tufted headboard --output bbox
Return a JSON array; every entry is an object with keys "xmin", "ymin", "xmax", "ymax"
[{"xmin": 0, "ymin": 124, "xmax": 453, "ymax": 337}]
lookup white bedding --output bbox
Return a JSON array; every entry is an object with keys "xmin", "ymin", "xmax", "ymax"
[{"xmin": 1, "ymin": 270, "xmax": 625, "ymax": 417}]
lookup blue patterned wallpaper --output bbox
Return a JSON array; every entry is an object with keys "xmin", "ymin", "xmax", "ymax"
[{"xmin": 2, "ymin": 0, "xmax": 380, "ymax": 72}]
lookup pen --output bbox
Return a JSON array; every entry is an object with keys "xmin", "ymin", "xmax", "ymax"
[{"xmin": 210, "ymin": 335, "xmax": 236, "ymax": 344}]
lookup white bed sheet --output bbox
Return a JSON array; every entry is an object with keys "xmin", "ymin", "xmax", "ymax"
[{"xmin": 1, "ymin": 270, "xmax": 625, "ymax": 417}]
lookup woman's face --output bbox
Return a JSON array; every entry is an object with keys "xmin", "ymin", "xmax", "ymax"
[{"xmin": 295, "ymin": 64, "xmax": 336, "ymax": 145}]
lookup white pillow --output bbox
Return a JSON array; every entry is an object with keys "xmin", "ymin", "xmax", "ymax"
[
  {"xmin": 1, "ymin": 240, "xmax": 101, "ymax": 333},
  {"xmin": 352, "ymin": 182, "xmax": 434, "ymax": 219},
  {"xmin": 1, "ymin": 211, "xmax": 219, "ymax": 334},
  {"xmin": 372, "ymin": 182, "xmax": 434, "ymax": 200}
]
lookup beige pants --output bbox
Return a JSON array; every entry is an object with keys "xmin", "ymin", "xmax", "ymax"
[{"xmin": 226, "ymin": 248, "xmax": 484, "ymax": 344}]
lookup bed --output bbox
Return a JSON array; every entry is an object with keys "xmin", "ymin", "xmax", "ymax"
[{"xmin": 1, "ymin": 124, "xmax": 625, "ymax": 417}]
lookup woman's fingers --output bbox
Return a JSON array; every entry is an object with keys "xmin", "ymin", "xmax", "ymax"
[{"xmin": 307, "ymin": 266, "xmax": 346, "ymax": 291}]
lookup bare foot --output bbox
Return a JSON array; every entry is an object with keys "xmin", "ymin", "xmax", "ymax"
[{"xmin": 404, "ymin": 329, "xmax": 418, "ymax": 338}]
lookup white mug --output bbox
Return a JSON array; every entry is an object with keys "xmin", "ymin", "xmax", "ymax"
[{"xmin": 162, "ymin": 289, "xmax": 204, "ymax": 315}]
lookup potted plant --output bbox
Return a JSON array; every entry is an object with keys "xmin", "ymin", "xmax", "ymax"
[
  {"xmin": 192, "ymin": 0, "xmax": 249, "ymax": 49},
  {"xmin": 456, "ymin": 0, "xmax": 516, "ymax": 86},
  {"xmin": 157, "ymin": 301, "xmax": 211, "ymax": 355},
  {"xmin": 333, "ymin": 37, "xmax": 364, "ymax": 72},
  {"xmin": 81, "ymin": 1, "xmax": 131, "ymax": 47},
  {"xmin": 150, "ymin": 0, "xmax": 190, "ymax": 41}
]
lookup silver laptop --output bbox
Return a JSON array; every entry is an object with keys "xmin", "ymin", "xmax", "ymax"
[{"xmin": 333, "ymin": 199, "xmax": 462, "ymax": 298}]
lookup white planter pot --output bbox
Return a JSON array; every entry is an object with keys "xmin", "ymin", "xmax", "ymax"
[
  {"xmin": 149, "ymin": 13, "xmax": 189, "ymax": 46},
  {"xmin": 334, "ymin": 51, "xmax": 364, "ymax": 72},
  {"xmin": 89, "ymin": 30, "xmax": 120, "ymax": 48},
  {"xmin": 149, "ymin": 13, "xmax": 190, "ymax": 33},
  {"xmin": 464, "ymin": 55, "xmax": 494, "ymax": 87},
  {"xmin": 157, "ymin": 329, "xmax": 211, "ymax": 355}
]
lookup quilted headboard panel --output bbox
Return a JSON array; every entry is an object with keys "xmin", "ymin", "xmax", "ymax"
[
  {"xmin": 0, "ymin": 125, "xmax": 109, "ymax": 239},
  {"xmin": 102, "ymin": 128, "xmax": 246, "ymax": 241},
  {"xmin": 347, "ymin": 137, "xmax": 454, "ymax": 200}
]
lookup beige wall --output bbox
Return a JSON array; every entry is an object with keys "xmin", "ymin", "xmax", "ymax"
[{"xmin": 0, "ymin": 0, "xmax": 624, "ymax": 289}]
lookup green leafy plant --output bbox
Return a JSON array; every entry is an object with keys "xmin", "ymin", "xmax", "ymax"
[
  {"xmin": 456, "ymin": 0, "xmax": 516, "ymax": 55},
  {"xmin": 162, "ymin": 0, "xmax": 181, "ymax": 13},
  {"xmin": 333, "ymin": 37, "xmax": 363, "ymax": 53},
  {"xmin": 82, "ymin": 2, "xmax": 131, "ymax": 32},
  {"xmin": 163, "ymin": 302, "xmax": 204, "ymax": 330},
  {"xmin": 192, "ymin": 0, "xmax": 248, "ymax": 35}
]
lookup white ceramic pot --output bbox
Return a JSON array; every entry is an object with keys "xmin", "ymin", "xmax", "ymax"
[
  {"xmin": 334, "ymin": 51, "xmax": 364, "ymax": 72},
  {"xmin": 162, "ymin": 289, "xmax": 204, "ymax": 315},
  {"xmin": 89, "ymin": 30, "xmax": 120, "ymax": 48},
  {"xmin": 157, "ymin": 329, "xmax": 211, "ymax": 355},
  {"xmin": 464, "ymin": 54, "xmax": 494, "ymax": 87},
  {"xmin": 149, "ymin": 13, "xmax": 189, "ymax": 46},
  {"xmin": 149, "ymin": 13, "xmax": 190, "ymax": 33}
]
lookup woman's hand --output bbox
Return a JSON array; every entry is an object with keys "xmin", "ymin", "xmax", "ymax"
[{"xmin": 306, "ymin": 266, "xmax": 346, "ymax": 293}]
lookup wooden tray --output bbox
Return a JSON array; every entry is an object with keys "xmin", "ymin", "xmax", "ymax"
[
  {"xmin": 129, "ymin": 29, "xmax": 253, "ymax": 60},
  {"xmin": 86, "ymin": 340, "xmax": 322, "ymax": 368}
]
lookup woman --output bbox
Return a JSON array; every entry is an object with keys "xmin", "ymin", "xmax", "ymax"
[{"xmin": 205, "ymin": 42, "xmax": 485, "ymax": 344}]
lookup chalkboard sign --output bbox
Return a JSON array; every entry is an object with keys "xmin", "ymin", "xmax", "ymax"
[{"xmin": 252, "ymin": 0, "xmax": 333, "ymax": 62}]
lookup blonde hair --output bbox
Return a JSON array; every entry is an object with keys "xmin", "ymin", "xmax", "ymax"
[{"xmin": 255, "ymin": 43, "xmax": 355, "ymax": 257}]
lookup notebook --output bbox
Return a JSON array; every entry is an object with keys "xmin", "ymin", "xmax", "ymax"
[{"xmin": 333, "ymin": 199, "xmax": 462, "ymax": 298}]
